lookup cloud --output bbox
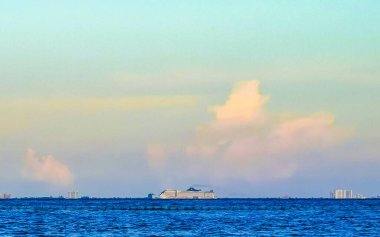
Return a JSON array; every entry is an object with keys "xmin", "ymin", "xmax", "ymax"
[
  {"xmin": 211, "ymin": 81, "xmax": 268, "ymax": 126},
  {"xmin": 22, "ymin": 149, "xmax": 74, "ymax": 186},
  {"xmin": 147, "ymin": 80, "xmax": 349, "ymax": 183}
]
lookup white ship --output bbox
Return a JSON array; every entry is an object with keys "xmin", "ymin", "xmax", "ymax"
[{"xmin": 157, "ymin": 187, "xmax": 217, "ymax": 199}]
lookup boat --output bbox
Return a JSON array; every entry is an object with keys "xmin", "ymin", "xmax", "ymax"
[{"xmin": 156, "ymin": 187, "xmax": 217, "ymax": 199}]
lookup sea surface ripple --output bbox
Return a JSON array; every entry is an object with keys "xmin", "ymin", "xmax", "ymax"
[{"xmin": 0, "ymin": 199, "xmax": 379, "ymax": 236}]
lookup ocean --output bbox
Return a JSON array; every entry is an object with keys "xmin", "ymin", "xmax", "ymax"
[{"xmin": 0, "ymin": 198, "xmax": 379, "ymax": 236}]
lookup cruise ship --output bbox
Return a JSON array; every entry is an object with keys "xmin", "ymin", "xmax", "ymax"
[{"xmin": 151, "ymin": 187, "xmax": 217, "ymax": 199}]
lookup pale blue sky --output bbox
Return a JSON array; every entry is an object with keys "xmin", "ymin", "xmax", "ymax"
[{"xmin": 0, "ymin": 1, "xmax": 379, "ymax": 197}]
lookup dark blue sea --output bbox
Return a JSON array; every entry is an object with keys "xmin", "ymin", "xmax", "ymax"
[{"xmin": 1, "ymin": 199, "xmax": 379, "ymax": 236}]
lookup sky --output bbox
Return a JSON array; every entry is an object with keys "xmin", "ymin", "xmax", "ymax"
[{"xmin": 1, "ymin": 1, "xmax": 380, "ymax": 198}]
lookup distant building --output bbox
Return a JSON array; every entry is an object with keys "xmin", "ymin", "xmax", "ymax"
[
  {"xmin": 331, "ymin": 189, "xmax": 353, "ymax": 199},
  {"xmin": 355, "ymin": 194, "xmax": 366, "ymax": 199},
  {"xmin": 67, "ymin": 191, "xmax": 79, "ymax": 199},
  {"xmin": 0, "ymin": 194, "xmax": 11, "ymax": 199}
]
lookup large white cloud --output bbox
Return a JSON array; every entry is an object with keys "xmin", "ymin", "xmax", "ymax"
[
  {"xmin": 22, "ymin": 149, "xmax": 74, "ymax": 186},
  {"xmin": 147, "ymin": 80, "xmax": 349, "ymax": 183}
]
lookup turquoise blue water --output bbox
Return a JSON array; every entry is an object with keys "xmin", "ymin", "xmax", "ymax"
[{"xmin": 0, "ymin": 199, "xmax": 379, "ymax": 236}]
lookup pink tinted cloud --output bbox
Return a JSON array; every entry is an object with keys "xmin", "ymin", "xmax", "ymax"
[
  {"xmin": 22, "ymin": 149, "xmax": 74, "ymax": 186},
  {"xmin": 148, "ymin": 80, "xmax": 349, "ymax": 182},
  {"xmin": 211, "ymin": 80, "xmax": 269, "ymax": 128}
]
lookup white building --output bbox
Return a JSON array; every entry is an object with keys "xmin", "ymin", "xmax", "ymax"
[
  {"xmin": 67, "ymin": 191, "xmax": 79, "ymax": 199},
  {"xmin": 0, "ymin": 193, "xmax": 11, "ymax": 199},
  {"xmin": 331, "ymin": 189, "xmax": 353, "ymax": 199}
]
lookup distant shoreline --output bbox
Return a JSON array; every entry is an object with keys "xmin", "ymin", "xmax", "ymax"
[{"xmin": 2, "ymin": 197, "xmax": 380, "ymax": 200}]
